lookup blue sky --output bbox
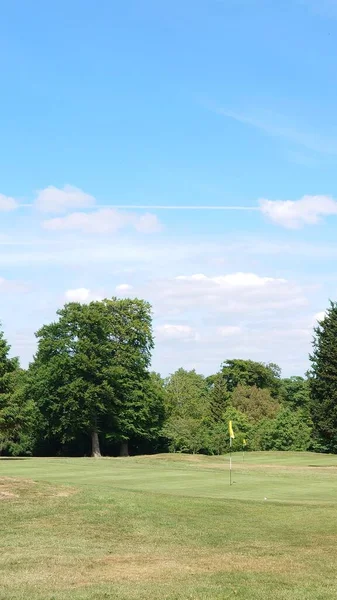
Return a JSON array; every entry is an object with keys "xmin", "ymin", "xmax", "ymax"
[{"xmin": 1, "ymin": 0, "xmax": 337, "ymax": 376}]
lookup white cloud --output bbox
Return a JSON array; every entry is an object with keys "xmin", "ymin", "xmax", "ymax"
[
  {"xmin": 151, "ymin": 272, "xmax": 305, "ymax": 315},
  {"xmin": 217, "ymin": 325, "xmax": 242, "ymax": 336},
  {"xmin": 64, "ymin": 288, "xmax": 102, "ymax": 303},
  {"xmin": 260, "ymin": 195, "xmax": 337, "ymax": 229},
  {"xmin": 135, "ymin": 213, "xmax": 163, "ymax": 233},
  {"xmin": 177, "ymin": 272, "xmax": 285, "ymax": 287},
  {"xmin": 0, "ymin": 277, "xmax": 27, "ymax": 292},
  {"xmin": 0, "ymin": 236, "xmax": 210, "ymax": 268},
  {"xmin": 314, "ymin": 311, "xmax": 326, "ymax": 323},
  {"xmin": 150, "ymin": 315, "xmax": 316, "ymax": 377},
  {"xmin": 44, "ymin": 209, "xmax": 128, "ymax": 233},
  {"xmin": 0, "ymin": 194, "xmax": 18, "ymax": 211},
  {"xmin": 116, "ymin": 283, "xmax": 133, "ymax": 293},
  {"xmin": 155, "ymin": 324, "xmax": 199, "ymax": 342},
  {"xmin": 43, "ymin": 208, "xmax": 162, "ymax": 234},
  {"xmin": 35, "ymin": 185, "xmax": 95, "ymax": 213}
]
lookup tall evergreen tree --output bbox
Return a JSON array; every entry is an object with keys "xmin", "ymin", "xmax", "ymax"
[
  {"xmin": 207, "ymin": 372, "xmax": 229, "ymax": 422},
  {"xmin": 309, "ymin": 302, "xmax": 337, "ymax": 452}
]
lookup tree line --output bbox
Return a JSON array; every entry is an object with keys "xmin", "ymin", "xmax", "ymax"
[{"xmin": 0, "ymin": 297, "xmax": 336, "ymax": 457}]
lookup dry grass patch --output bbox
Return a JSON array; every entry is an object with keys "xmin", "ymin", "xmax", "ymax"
[
  {"xmin": 0, "ymin": 477, "xmax": 76, "ymax": 501},
  {"xmin": 86, "ymin": 549, "xmax": 303, "ymax": 584},
  {"xmin": 0, "ymin": 477, "xmax": 35, "ymax": 500},
  {"xmin": 0, "ymin": 490, "xmax": 18, "ymax": 500},
  {"xmin": 4, "ymin": 550, "xmax": 300, "ymax": 590}
]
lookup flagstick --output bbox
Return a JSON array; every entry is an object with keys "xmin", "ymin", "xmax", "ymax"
[{"xmin": 229, "ymin": 436, "xmax": 232, "ymax": 486}]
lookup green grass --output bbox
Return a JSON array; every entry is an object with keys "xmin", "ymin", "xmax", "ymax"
[{"xmin": 2, "ymin": 452, "xmax": 337, "ymax": 599}]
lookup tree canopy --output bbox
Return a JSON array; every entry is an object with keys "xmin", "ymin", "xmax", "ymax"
[
  {"xmin": 1, "ymin": 296, "xmax": 336, "ymax": 458},
  {"xmin": 28, "ymin": 298, "xmax": 155, "ymax": 456},
  {"xmin": 231, "ymin": 384, "xmax": 280, "ymax": 423},
  {"xmin": 0, "ymin": 328, "xmax": 35, "ymax": 456},
  {"xmin": 221, "ymin": 359, "xmax": 281, "ymax": 397}
]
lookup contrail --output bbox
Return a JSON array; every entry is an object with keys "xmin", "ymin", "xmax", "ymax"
[
  {"xmin": 94, "ymin": 205, "xmax": 259, "ymax": 211},
  {"xmin": 16, "ymin": 203, "xmax": 259, "ymax": 211}
]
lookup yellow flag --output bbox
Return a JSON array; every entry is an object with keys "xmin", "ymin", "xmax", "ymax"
[
  {"xmin": 228, "ymin": 420, "xmax": 235, "ymax": 439},
  {"xmin": 243, "ymin": 439, "xmax": 247, "ymax": 446}
]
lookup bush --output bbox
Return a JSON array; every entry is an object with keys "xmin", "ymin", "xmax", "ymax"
[{"xmin": 254, "ymin": 407, "xmax": 312, "ymax": 451}]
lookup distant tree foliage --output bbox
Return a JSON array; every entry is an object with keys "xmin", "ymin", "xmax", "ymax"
[
  {"xmin": 207, "ymin": 372, "xmax": 229, "ymax": 423},
  {"xmin": 231, "ymin": 385, "xmax": 280, "ymax": 423},
  {"xmin": 281, "ymin": 376, "xmax": 310, "ymax": 411},
  {"xmin": 162, "ymin": 369, "xmax": 210, "ymax": 453},
  {"xmin": 221, "ymin": 359, "xmax": 281, "ymax": 397},
  {"xmin": 164, "ymin": 369, "xmax": 209, "ymax": 419},
  {"xmin": 0, "ymin": 328, "xmax": 35, "ymax": 455},
  {"xmin": 255, "ymin": 408, "xmax": 312, "ymax": 452},
  {"xmin": 0, "ymin": 298, "xmax": 334, "ymax": 457},
  {"xmin": 221, "ymin": 406, "xmax": 252, "ymax": 451}
]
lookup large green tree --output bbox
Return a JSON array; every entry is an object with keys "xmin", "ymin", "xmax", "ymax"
[
  {"xmin": 29, "ymin": 298, "xmax": 154, "ymax": 457},
  {"xmin": 0, "ymin": 328, "xmax": 35, "ymax": 455},
  {"xmin": 221, "ymin": 359, "xmax": 281, "ymax": 397},
  {"xmin": 162, "ymin": 369, "xmax": 210, "ymax": 453},
  {"xmin": 231, "ymin": 384, "xmax": 280, "ymax": 423},
  {"xmin": 309, "ymin": 302, "xmax": 337, "ymax": 452},
  {"xmin": 281, "ymin": 376, "xmax": 310, "ymax": 411},
  {"xmin": 164, "ymin": 368, "xmax": 209, "ymax": 419},
  {"xmin": 107, "ymin": 370, "xmax": 166, "ymax": 456}
]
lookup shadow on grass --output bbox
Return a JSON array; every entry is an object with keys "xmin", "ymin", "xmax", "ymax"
[
  {"xmin": 0, "ymin": 457, "xmax": 31, "ymax": 460},
  {"xmin": 309, "ymin": 464, "xmax": 337, "ymax": 468}
]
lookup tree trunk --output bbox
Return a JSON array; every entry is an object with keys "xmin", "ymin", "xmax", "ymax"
[
  {"xmin": 91, "ymin": 430, "xmax": 101, "ymax": 457},
  {"xmin": 120, "ymin": 440, "xmax": 129, "ymax": 457}
]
